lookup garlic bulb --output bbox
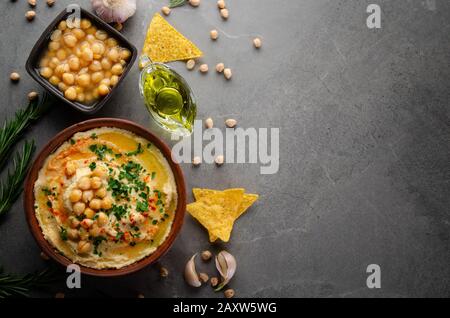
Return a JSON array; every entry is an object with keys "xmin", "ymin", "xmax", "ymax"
[
  {"xmin": 184, "ymin": 254, "xmax": 202, "ymax": 287},
  {"xmin": 215, "ymin": 251, "xmax": 237, "ymax": 291},
  {"xmin": 91, "ymin": 0, "xmax": 137, "ymax": 24}
]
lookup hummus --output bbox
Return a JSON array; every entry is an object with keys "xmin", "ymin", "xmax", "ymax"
[{"xmin": 34, "ymin": 127, "xmax": 177, "ymax": 269}]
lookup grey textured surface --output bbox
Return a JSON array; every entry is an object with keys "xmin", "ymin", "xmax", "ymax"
[{"xmin": 0, "ymin": 0, "xmax": 449, "ymax": 298}]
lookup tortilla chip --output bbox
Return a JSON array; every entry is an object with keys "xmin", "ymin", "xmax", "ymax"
[
  {"xmin": 187, "ymin": 189, "xmax": 244, "ymax": 242},
  {"xmin": 142, "ymin": 13, "xmax": 203, "ymax": 63},
  {"xmin": 191, "ymin": 188, "xmax": 259, "ymax": 242}
]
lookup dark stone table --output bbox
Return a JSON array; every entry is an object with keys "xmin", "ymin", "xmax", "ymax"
[{"xmin": 0, "ymin": 0, "xmax": 449, "ymax": 297}]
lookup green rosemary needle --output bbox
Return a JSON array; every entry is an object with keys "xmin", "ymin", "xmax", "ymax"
[
  {"xmin": 0, "ymin": 141, "xmax": 35, "ymax": 217},
  {"xmin": 0, "ymin": 92, "xmax": 49, "ymax": 170},
  {"xmin": 0, "ymin": 266, "xmax": 57, "ymax": 298}
]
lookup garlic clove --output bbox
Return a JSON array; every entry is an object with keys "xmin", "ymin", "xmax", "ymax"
[
  {"xmin": 91, "ymin": 0, "xmax": 137, "ymax": 24},
  {"xmin": 184, "ymin": 254, "xmax": 202, "ymax": 287},
  {"xmin": 214, "ymin": 250, "xmax": 237, "ymax": 291}
]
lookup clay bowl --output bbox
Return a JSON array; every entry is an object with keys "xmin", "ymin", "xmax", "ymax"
[{"xmin": 23, "ymin": 118, "xmax": 186, "ymax": 277}]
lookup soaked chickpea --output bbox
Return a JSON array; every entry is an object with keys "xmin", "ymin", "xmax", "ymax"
[
  {"xmin": 77, "ymin": 241, "xmax": 91, "ymax": 254},
  {"xmin": 80, "ymin": 19, "xmax": 92, "ymax": 30},
  {"xmin": 89, "ymin": 60, "xmax": 102, "ymax": 72},
  {"xmin": 39, "ymin": 17, "xmax": 131, "ymax": 106},
  {"xmin": 101, "ymin": 58, "xmax": 112, "ymax": 70},
  {"xmin": 40, "ymin": 67, "xmax": 53, "ymax": 79},
  {"xmin": 48, "ymin": 41, "xmax": 60, "ymax": 51},
  {"xmin": 68, "ymin": 56, "xmax": 80, "ymax": 71},
  {"xmin": 64, "ymin": 87, "xmax": 77, "ymax": 101},
  {"xmin": 76, "ymin": 73, "xmax": 91, "ymax": 87},
  {"xmin": 49, "ymin": 76, "xmax": 60, "ymax": 86},
  {"xmin": 62, "ymin": 73, "xmax": 75, "ymax": 85},
  {"xmin": 95, "ymin": 30, "xmax": 108, "ymax": 41},
  {"xmin": 63, "ymin": 33, "xmax": 78, "ymax": 48},
  {"xmin": 91, "ymin": 71, "xmax": 104, "ymax": 84},
  {"xmin": 67, "ymin": 229, "xmax": 79, "ymax": 241},
  {"xmin": 98, "ymin": 84, "xmax": 110, "ymax": 96},
  {"xmin": 72, "ymin": 28, "xmax": 86, "ymax": 40},
  {"xmin": 110, "ymin": 75, "xmax": 119, "ymax": 87},
  {"xmin": 111, "ymin": 63, "xmax": 123, "ymax": 75}
]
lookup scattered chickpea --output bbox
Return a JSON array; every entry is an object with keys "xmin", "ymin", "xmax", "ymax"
[
  {"xmin": 192, "ymin": 156, "xmax": 201, "ymax": 166},
  {"xmin": 216, "ymin": 63, "xmax": 225, "ymax": 73},
  {"xmin": 217, "ymin": 0, "xmax": 226, "ymax": 9},
  {"xmin": 78, "ymin": 176, "xmax": 91, "ymax": 190},
  {"xmin": 220, "ymin": 8, "xmax": 229, "ymax": 19},
  {"xmin": 40, "ymin": 67, "xmax": 53, "ymax": 79},
  {"xmin": 70, "ymin": 189, "xmax": 83, "ymax": 203},
  {"xmin": 91, "ymin": 176, "xmax": 103, "ymax": 189},
  {"xmin": 224, "ymin": 68, "xmax": 232, "ymax": 80},
  {"xmin": 114, "ymin": 23, "xmax": 123, "ymax": 32},
  {"xmin": 205, "ymin": 117, "xmax": 214, "ymax": 129},
  {"xmin": 40, "ymin": 251, "xmax": 50, "ymax": 261},
  {"xmin": 25, "ymin": 10, "xmax": 36, "ymax": 22},
  {"xmin": 47, "ymin": 0, "xmax": 56, "ymax": 7},
  {"xmin": 28, "ymin": 0, "xmax": 36, "ymax": 7},
  {"xmin": 215, "ymin": 155, "xmax": 224, "ymax": 166},
  {"xmin": 64, "ymin": 87, "xmax": 77, "ymax": 101},
  {"xmin": 224, "ymin": 289, "xmax": 235, "ymax": 298},
  {"xmin": 70, "ymin": 217, "xmax": 80, "ymax": 229},
  {"xmin": 225, "ymin": 119, "xmax": 237, "ymax": 128},
  {"xmin": 210, "ymin": 29, "xmax": 219, "ymax": 40},
  {"xmin": 54, "ymin": 292, "xmax": 65, "ymax": 299},
  {"xmin": 201, "ymin": 250, "xmax": 212, "ymax": 261},
  {"xmin": 210, "ymin": 277, "xmax": 219, "ymax": 287},
  {"xmin": 65, "ymin": 161, "xmax": 77, "ymax": 176},
  {"xmin": 67, "ymin": 228, "xmax": 79, "ymax": 240},
  {"xmin": 97, "ymin": 84, "xmax": 110, "ymax": 96},
  {"xmin": 160, "ymin": 266, "xmax": 169, "ymax": 278},
  {"xmin": 253, "ymin": 37, "xmax": 262, "ymax": 49},
  {"xmin": 186, "ymin": 59, "xmax": 196, "ymax": 71},
  {"xmin": 28, "ymin": 91, "xmax": 38, "ymax": 101},
  {"xmin": 161, "ymin": 6, "xmax": 171, "ymax": 16},
  {"xmin": 199, "ymin": 273, "xmax": 209, "ymax": 283},
  {"xmin": 189, "ymin": 0, "xmax": 201, "ymax": 7},
  {"xmin": 199, "ymin": 64, "xmax": 209, "ymax": 73},
  {"xmin": 10, "ymin": 72, "xmax": 20, "ymax": 82},
  {"xmin": 77, "ymin": 240, "xmax": 91, "ymax": 254},
  {"xmin": 80, "ymin": 218, "xmax": 94, "ymax": 229}
]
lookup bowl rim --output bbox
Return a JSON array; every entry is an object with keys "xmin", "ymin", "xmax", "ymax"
[
  {"xmin": 23, "ymin": 118, "xmax": 186, "ymax": 277},
  {"xmin": 25, "ymin": 7, "xmax": 138, "ymax": 114}
]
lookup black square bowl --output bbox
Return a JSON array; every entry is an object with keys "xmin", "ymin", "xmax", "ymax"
[{"xmin": 26, "ymin": 7, "xmax": 138, "ymax": 114}]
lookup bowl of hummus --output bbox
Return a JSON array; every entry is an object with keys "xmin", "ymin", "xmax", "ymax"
[{"xmin": 24, "ymin": 118, "xmax": 186, "ymax": 276}]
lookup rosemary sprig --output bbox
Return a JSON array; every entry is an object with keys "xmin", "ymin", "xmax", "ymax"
[
  {"xmin": 169, "ymin": 0, "xmax": 187, "ymax": 8},
  {"xmin": 0, "ymin": 92, "xmax": 50, "ymax": 171},
  {"xmin": 0, "ymin": 141, "xmax": 35, "ymax": 217},
  {"xmin": 0, "ymin": 266, "xmax": 57, "ymax": 298}
]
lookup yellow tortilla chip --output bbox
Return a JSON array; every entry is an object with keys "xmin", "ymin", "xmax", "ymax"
[
  {"xmin": 191, "ymin": 188, "xmax": 259, "ymax": 242},
  {"xmin": 187, "ymin": 189, "xmax": 244, "ymax": 242},
  {"xmin": 142, "ymin": 13, "xmax": 203, "ymax": 63}
]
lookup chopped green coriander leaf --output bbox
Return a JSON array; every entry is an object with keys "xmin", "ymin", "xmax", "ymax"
[
  {"xmin": 42, "ymin": 187, "xmax": 52, "ymax": 196},
  {"xmin": 139, "ymin": 192, "xmax": 148, "ymax": 200},
  {"xmin": 151, "ymin": 172, "xmax": 156, "ymax": 180},
  {"xmin": 46, "ymin": 201, "xmax": 52, "ymax": 208},
  {"xmin": 90, "ymin": 133, "xmax": 98, "ymax": 139},
  {"xmin": 164, "ymin": 213, "xmax": 169, "ymax": 218},
  {"xmin": 129, "ymin": 242, "xmax": 136, "ymax": 246},
  {"xmin": 115, "ymin": 153, "xmax": 122, "ymax": 159},
  {"xmin": 146, "ymin": 143, "xmax": 152, "ymax": 149},
  {"xmin": 92, "ymin": 236, "xmax": 107, "ymax": 255},
  {"xmin": 60, "ymin": 227, "xmax": 68, "ymax": 241},
  {"xmin": 136, "ymin": 201, "xmax": 149, "ymax": 212},
  {"xmin": 70, "ymin": 139, "xmax": 76, "ymax": 145},
  {"xmin": 152, "ymin": 219, "xmax": 158, "ymax": 225},
  {"xmin": 89, "ymin": 162, "xmax": 97, "ymax": 171},
  {"xmin": 111, "ymin": 204, "xmax": 128, "ymax": 220}
]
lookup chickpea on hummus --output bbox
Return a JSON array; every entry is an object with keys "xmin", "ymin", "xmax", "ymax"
[{"xmin": 33, "ymin": 127, "xmax": 177, "ymax": 269}]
